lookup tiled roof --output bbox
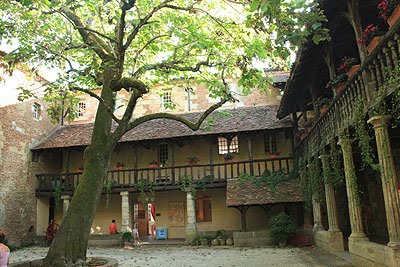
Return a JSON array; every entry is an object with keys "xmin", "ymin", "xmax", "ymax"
[
  {"xmin": 226, "ymin": 178, "xmax": 303, "ymax": 206},
  {"xmin": 33, "ymin": 105, "xmax": 291, "ymax": 150}
]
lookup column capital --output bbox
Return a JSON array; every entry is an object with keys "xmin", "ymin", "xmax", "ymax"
[
  {"xmin": 337, "ymin": 137, "xmax": 354, "ymax": 147},
  {"xmin": 367, "ymin": 115, "xmax": 391, "ymax": 129},
  {"xmin": 120, "ymin": 191, "xmax": 129, "ymax": 196},
  {"xmin": 61, "ymin": 195, "xmax": 71, "ymax": 200}
]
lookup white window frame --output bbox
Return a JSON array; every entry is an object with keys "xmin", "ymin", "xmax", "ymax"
[
  {"xmin": 161, "ymin": 91, "xmax": 172, "ymax": 108},
  {"xmin": 218, "ymin": 136, "xmax": 239, "ymax": 155},
  {"xmin": 32, "ymin": 102, "xmax": 41, "ymax": 120},
  {"xmin": 78, "ymin": 102, "xmax": 86, "ymax": 117}
]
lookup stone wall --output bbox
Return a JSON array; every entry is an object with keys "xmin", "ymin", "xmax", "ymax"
[
  {"xmin": 0, "ymin": 99, "xmax": 58, "ymax": 244},
  {"xmin": 70, "ymin": 80, "xmax": 283, "ymax": 125}
]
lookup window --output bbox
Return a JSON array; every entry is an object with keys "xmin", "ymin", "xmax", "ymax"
[
  {"xmin": 162, "ymin": 91, "xmax": 172, "ymax": 108},
  {"xmin": 196, "ymin": 196, "xmax": 212, "ymax": 222},
  {"xmin": 158, "ymin": 143, "xmax": 169, "ymax": 164},
  {"xmin": 78, "ymin": 102, "xmax": 86, "ymax": 117},
  {"xmin": 218, "ymin": 136, "xmax": 239, "ymax": 154},
  {"xmin": 264, "ymin": 133, "xmax": 278, "ymax": 153},
  {"xmin": 32, "ymin": 102, "xmax": 41, "ymax": 120}
]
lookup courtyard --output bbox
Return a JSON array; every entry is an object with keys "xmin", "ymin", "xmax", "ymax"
[{"xmin": 9, "ymin": 245, "xmax": 352, "ymax": 267}]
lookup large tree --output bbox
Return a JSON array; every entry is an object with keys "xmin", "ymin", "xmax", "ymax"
[{"xmin": 1, "ymin": 0, "xmax": 328, "ymax": 265}]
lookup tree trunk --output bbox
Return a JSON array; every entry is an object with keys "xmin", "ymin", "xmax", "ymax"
[{"xmin": 43, "ymin": 67, "xmax": 117, "ymax": 266}]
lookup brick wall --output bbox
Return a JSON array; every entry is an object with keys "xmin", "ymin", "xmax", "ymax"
[{"xmin": 0, "ymin": 99, "xmax": 58, "ymax": 244}]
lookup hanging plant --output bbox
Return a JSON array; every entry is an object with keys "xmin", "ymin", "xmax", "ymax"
[
  {"xmin": 136, "ymin": 179, "xmax": 155, "ymax": 205},
  {"xmin": 353, "ymin": 98, "xmax": 380, "ymax": 171},
  {"xmin": 326, "ymin": 140, "xmax": 344, "ymax": 188},
  {"xmin": 103, "ymin": 179, "xmax": 116, "ymax": 207}
]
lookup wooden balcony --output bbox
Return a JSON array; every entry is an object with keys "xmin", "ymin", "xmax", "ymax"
[
  {"xmin": 35, "ymin": 157, "xmax": 295, "ymax": 196},
  {"xmin": 296, "ymin": 21, "xmax": 400, "ymax": 155}
]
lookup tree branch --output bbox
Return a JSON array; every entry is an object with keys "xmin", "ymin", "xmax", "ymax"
[
  {"xmin": 71, "ymin": 86, "xmax": 121, "ymax": 124},
  {"xmin": 60, "ymin": 7, "xmax": 112, "ymax": 60},
  {"xmin": 126, "ymin": 96, "xmax": 233, "ymax": 132},
  {"xmin": 133, "ymin": 58, "xmax": 216, "ymax": 77},
  {"xmin": 132, "ymin": 34, "xmax": 170, "ymax": 71},
  {"xmin": 123, "ymin": 0, "xmax": 174, "ymax": 50},
  {"xmin": 75, "ymin": 26, "xmax": 117, "ymax": 44},
  {"xmin": 111, "ymin": 77, "xmax": 148, "ymax": 93}
]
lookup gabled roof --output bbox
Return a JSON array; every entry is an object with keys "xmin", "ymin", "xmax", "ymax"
[{"xmin": 33, "ymin": 105, "xmax": 292, "ymax": 150}]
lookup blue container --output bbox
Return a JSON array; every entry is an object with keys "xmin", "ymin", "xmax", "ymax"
[{"xmin": 157, "ymin": 227, "xmax": 167, "ymax": 240}]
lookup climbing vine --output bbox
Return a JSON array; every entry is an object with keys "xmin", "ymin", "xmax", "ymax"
[
  {"xmin": 325, "ymin": 141, "xmax": 344, "ymax": 188},
  {"xmin": 53, "ymin": 182, "xmax": 64, "ymax": 207},
  {"xmin": 300, "ymin": 158, "xmax": 324, "ymax": 211},
  {"xmin": 103, "ymin": 179, "xmax": 116, "ymax": 207},
  {"xmin": 136, "ymin": 179, "xmax": 155, "ymax": 205},
  {"xmin": 178, "ymin": 175, "xmax": 212, "ymax": 198},
  {"xmin": 353, "ymin": 98, "xmax": 380, "ymax": 171},
  {"xmin": 237, "ymin": 168, "xmax": 299, "ymax": 191}
]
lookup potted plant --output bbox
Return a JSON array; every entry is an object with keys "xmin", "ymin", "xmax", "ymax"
[
  {"xmin": 186, "ymin": 156, "xmax": 200, "ymax": 166},
  {"xmin": 148, "ymin": 160, "xmax": 159, "ymax": 168},
  {"xmin": 222, "ymin": 152, "xmax": 235, "ymax": 162},
  {"xmin": 268, "ymin": 212, "xmax": 297, "ymax": 247},
  {"xmin": 337, "ymin": 56, "xmax": 360, "ymax": 79},
  {"xmin": 357, "ymin": 24, "xmax": 384, "ymax": 54},
  {"xmin": 326, "ymin": 73, "xmax": 348, "ymax": 93},
  {"xmin": 378, "ymin": 0, "xmax": 400, "ymax": 28},
  {"xmin": 115, "ymin": 162, "xmax": 125, "ymax": 170},
  {"xmin": 316, "ymin": 97, "xmax": 331, "ymax": 115}
]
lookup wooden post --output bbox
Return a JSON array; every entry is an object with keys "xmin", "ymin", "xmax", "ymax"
[
  {"xmin": 247, "ymin": 135, "xmax": 254, "ymax": 175},
  {"xmin": 209, "ymin": 137, "xmax": 214, "ymax": 179}
]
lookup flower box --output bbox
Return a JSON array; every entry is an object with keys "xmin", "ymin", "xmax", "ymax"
[
  {"xmin": 148, "ymin": 164, "xmax": 159, "ymax": 168},
  {"xmin": 346, "ymin": 64, "xmax": 360, "ymax": 79},
  {"xmin": 388, "ymin": 5, "xmax": 400, "ymax": 28},
  {"xmin": 269, "ymin": 153, "xmax": 280, "ymax": 159},
  {"xmin": 187, "ymin": 161, "xmax": 198, "ymax": 166},
  {"xmin": 367, "ymin": 36, "xmax": 384, "ymax": 54}
]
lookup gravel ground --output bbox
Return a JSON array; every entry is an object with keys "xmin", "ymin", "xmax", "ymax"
[{"xmin": 10, "ymin": 245, "xmax": 352, "ymax": 267}]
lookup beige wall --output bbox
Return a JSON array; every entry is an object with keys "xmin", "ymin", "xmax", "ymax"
[
  {"xmin": 65, "ymin": 130, "xmax": 293, "ymax": 172},
  {"xmin": 36, "ymin": 197, "xmax": 50, "ymax": 235}
]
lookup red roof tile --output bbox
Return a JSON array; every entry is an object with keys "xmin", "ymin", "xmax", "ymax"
[
  {"xmin": 34, "ymin": 105, "xmax": 291, "ymax": 150},
  {"xmin": 226, "ymin": 178, "xmax": 303, "ymax": 206}
]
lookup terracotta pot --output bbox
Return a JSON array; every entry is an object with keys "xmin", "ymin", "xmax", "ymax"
[
  {"xmin": 200, "ymin": 239, "xmax": 208, "ymax": 246},
  {"xmin": 269, "ymin": 154, "xmax": 280, "ymax": 159},
  {"xmin": 115, "ymin": 166, "xmax": 124, "ymax": 170},
  {"xmin": 319, "ymin": 105, "xmax": 328, "ymax": 115},
  {"xmin": 335, "ymin": 82, "xmax": 346, "ymax": 94},
  {"xmin": 226, "ymin": 238, "xmax": 234, "ymax": 246},
  {"xmin": 187, "ymin": 161, "xmax": 197, "ymax": 166},
  {"xmin": 388, "ymin": 5, "xmax": 400, "ymax": 28},
  {"xmin": 346, "ymin": 64, "xmax": 360, "ymax": 79},
  {"xmin": 219, "ymin": 238, "xmax": 226, "ymax": 245},
  {"xmin": 367, "ymin": 36, "xmax": 384, "ymax": 54}
]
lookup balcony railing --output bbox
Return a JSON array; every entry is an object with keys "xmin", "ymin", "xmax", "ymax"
[
  {"xmin": 36, "ymin": 157, "xmax": 295, "ymax": 195},
  {"xmin": 296, "ymin": 20, "xmax": 400, "ymax": 155}
]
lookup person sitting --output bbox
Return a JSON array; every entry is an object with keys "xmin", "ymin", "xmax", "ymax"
[
  {"xmin": 45, "ymin": 220, "xmax": 59, "ymax": 246},
  {"xmin": 109, "ymin": 219, "xmax": 118, "ymax": 235},
  {"xmin": 0, "ymin": 229, "xmax": 10, "ymax": 267}
]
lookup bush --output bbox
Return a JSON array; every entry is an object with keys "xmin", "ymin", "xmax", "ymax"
[{"xmin": 268, "ymin": 212, "xmax": 297, "ymax": 244}]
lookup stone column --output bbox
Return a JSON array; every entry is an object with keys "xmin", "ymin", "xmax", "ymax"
[
  {"xmin": 368, "ymin": 115, "xmax": 400, "ymax": 247},
  {"xmin": 61, "ymin": 195, "xmax": 71, "ymax": 219},
  {"xmin": 120, "ymin": 191, "xmax": 131, "ymax": 232},
  {"xmin": 185, "ymin": 189, "xmax": 197, "ymax": 243},
  {"xmin": 312, "ymin": 195, "xmax": 323, "ymax": 231},
  {"xmin": 320, "ymin": 155, "xmax": 340, "ymax": 232},
  {"xmin": 338, "ymin": 137, "xmax": 367, "ymax": 239}
]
